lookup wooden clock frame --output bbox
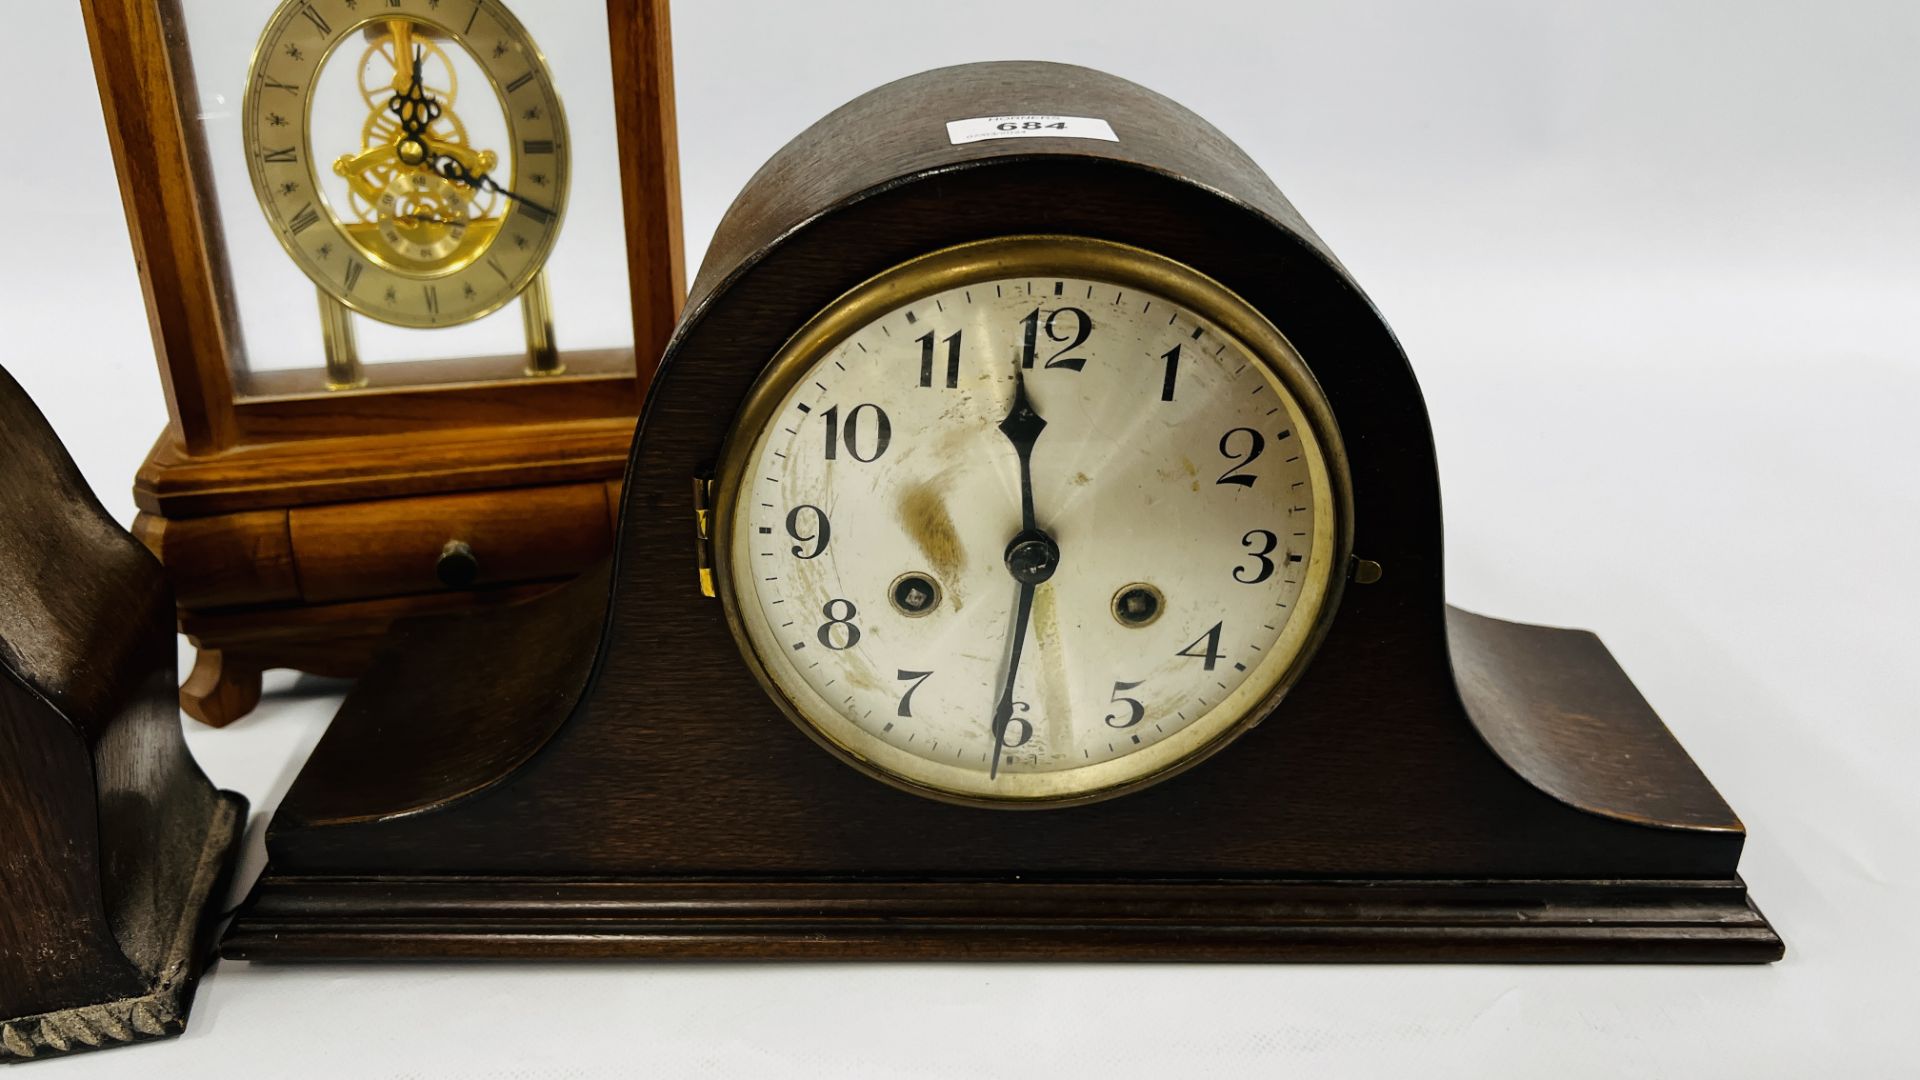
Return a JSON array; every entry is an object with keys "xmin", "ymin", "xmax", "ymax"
[
  {"xmin": 80, "ymin": 0, "xmax": 684, "ymax": 724},
  {"xmin": 223, "ymin": 62, "xmax": 1781, "ymax": 963}
]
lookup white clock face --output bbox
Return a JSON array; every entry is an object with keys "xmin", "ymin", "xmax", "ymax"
[{"xmin": 719, "ymin": 238, "xmax": 1345, "ymax": 805}]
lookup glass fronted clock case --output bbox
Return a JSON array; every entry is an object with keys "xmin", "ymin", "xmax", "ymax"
[{"xmin": 82, "ymin": 0, "xmax": 682, "ymax": 724}]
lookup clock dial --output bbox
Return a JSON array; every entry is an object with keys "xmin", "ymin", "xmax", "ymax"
[
  {"xmin": 243, "ymin": 0, "xmax": 569, "ymax": 328},
  {"xmin": 717, "ymin": 238, "xmax": 1348, "ymax": 805}
]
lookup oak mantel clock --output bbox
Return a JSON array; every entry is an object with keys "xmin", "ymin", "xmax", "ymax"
[
  {"xmin": 225, "ymin": 62, "xmax": 1781, "ymax": 962},
  {"xmin": 81, "ymin": 0, "xmax": 683, "ymax": 725}
]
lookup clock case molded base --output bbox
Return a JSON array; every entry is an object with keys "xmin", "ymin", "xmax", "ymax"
[
  {"xmin": 222, "ymin": 61, "xmax": 1778, "ymax": 963},
  {"xmin": 224, "ymin": 583, "xmax": 1780, "ymax": 962},
  {"xmin": 226, "ymin": 876, "xmax": 1776, "ymax": 964}
]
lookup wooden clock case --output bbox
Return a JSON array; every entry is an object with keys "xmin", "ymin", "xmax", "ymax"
[
  {"xmin": 223, "ymin": 62, "xmax": 1781, "ymax": 962},
  {"xmin": 81, "ymin": 0, "xmax": 684, "ymax": 726},
  {"xmin": 0, "ymin": 367, "xmax": 245, "ymax": 1061}
]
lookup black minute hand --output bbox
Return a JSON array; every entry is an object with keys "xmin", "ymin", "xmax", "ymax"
[
  {"xmin": 989, "ymin": 581, "xmax": 1038, "ymax": 780},
  {"xmin": 988, "ymin": 371, "xmax": 1059, "ymax": 780}
]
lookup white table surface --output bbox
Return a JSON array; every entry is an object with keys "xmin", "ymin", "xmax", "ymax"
[{"xmin": 7, "ymin": 0, "xmax": 1917, "ymax": 1075}]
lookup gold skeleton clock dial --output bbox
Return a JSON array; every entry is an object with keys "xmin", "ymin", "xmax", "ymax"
[{"xmin": 243, "ymin": 0, "xmax": 570, "ymax": 331}]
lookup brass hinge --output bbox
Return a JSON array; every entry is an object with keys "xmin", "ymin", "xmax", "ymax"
[{"xmin": 692, "ymin": 475, "xmax": 717, "ymax": 598}]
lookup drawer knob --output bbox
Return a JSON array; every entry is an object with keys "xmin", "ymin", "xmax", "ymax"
[{"xmin": 436, "ymin": 540, "xmax": 480, "ymax": 588}]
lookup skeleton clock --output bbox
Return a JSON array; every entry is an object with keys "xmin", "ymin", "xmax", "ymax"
[
  {"xmin": 81, "ymin": 0, "xmax": 682, "ymax": 725},
  {"xmin": 225, "ymin": 62, "xmax": 1781, "ymax": 962},
  {"xmin": 240, "ymin": 0, "xmax": 571, "ymax": 352}
]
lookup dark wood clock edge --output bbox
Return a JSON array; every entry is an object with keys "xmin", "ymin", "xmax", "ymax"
[
  {"xmin": 220, "ymin": 873, "xmax": 1781, "ymax": 964},
  {"xmin": 1, "ymin": 790, "xmax": 245, "ymax": 1062},
  {"xmin": 1447, "ymin": 606, "xmax": 1745, "ymax": 834}
]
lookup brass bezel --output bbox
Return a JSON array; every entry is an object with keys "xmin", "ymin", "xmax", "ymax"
[
  {"xmin": 241, "ymin": 0, "xmax": 571, "ymax": 329},
  {"xmin": 712, "ymin": 235, "xmax": 1355, "ymax": 809}
]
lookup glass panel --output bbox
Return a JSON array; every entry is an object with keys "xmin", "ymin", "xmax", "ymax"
[{"xmin": 171, "ymin": 0, "xmax": 634, "ymax": 399}]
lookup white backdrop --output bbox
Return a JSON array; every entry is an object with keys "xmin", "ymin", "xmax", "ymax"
[{"xmin": 4, "ymin": 0, "xmax": 1918, "ymax": 1076}]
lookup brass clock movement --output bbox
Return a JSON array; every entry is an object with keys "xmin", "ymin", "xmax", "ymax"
[
  {"xmin": 225, "ymin": 62, "xmax": 1780, "ymax": 963},
  {"xmin": 83, "ymin": 0, "xmax": 682, "ymax": 726}
]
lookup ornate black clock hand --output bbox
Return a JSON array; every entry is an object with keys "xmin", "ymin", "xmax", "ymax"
[
  {"xmin": 390, "ymin": 48, "xmax": 425, "ymax": 132},
  {"xmin": 988, "ymin": 371, "xmax": 1058, "ymax": 779},
  {"xmin": 427, "ymin": 154, "xmax": 557, "ymax": 221},
  {"xmin": 388, "ymin": 46, "xmax": 442, "ymax": 165},
  {"xmin": 380, "ymin": 47, "xmax": 557, "ymax": 222},
  {"xmin": 1001, "ymin": 371, "xmax": 1046, "ymax": 535}
]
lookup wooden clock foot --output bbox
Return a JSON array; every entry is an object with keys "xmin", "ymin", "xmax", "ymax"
[{"xmin": 180, "ymin": 647, "xmax": 262, "ymax": 728}]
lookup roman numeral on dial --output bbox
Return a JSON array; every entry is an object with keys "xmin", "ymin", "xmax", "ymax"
[{"xmin": 287, "ymin": 203, "xmax": 321, "ymax": 235}]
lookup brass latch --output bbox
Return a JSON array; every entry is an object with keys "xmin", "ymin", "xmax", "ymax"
[{"xmin": 692, "ymin": 476, "xmax": 716, "ymax": 598}]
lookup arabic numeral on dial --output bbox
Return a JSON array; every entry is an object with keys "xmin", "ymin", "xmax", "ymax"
[
  {"xmin": 1216, "ymin": 427, "xmax": 1265, "ymax": 487},
  {"xmin": 817, "ymin": 599, "xmax": 861, "ymax": 650},
  {"xmin": 1235, "ymin": 529, "xmax": 1278, "ymax": 584},
  {"xmin": 1160, "ymin": 344, "xmax": 1181, "ymax": 401},
  {"xmin": 997, "ymin": 701, "xmax": 1035, "ymax": 748},
  {"xmin": 1104, "ymin": 680, "xmax": 1146, "ymax": 728},
  {"xmin": 822, "ymin": 403, "xmax": 892, "ymax": 462},
  {"xmin": 895, "ymin": 669, "xmax": 933, "ymax": 717},
  {"xmin": 916, "ymin": 330, "xmax": 961, "ymax": 389},
  {"xmin": 1177, "ymin": 621, "xmax": 1226, "ymax": 670},
  {"xmin": 785, "ymin": 504, "xmax": 831, "ymax": 559},
  {"xmin": 1019, "ymin": 306, "xmax": 1092, "ymax": 371}
]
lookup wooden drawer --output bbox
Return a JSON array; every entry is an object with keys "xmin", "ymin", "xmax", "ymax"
[
  {"xmin": 134, "ymin": 509, "xmax": 300, "ymax": 608},
  {"xmin": 289, "ymin": 484, "xmax": 613, "ymax": 604}
]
